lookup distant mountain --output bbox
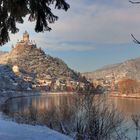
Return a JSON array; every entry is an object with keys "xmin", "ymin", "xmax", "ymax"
[{"xmin": 82, "ymin": 57, "xmax": 140, "ymax": 81}]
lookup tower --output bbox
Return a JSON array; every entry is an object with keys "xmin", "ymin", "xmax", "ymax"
[
  {"xmin": 111, "ymin": 71, "xmax": 115, "ymax": 93},
  {"xmin": 23, "ymin": 31, "xmax": 29, "ymax": 42}
]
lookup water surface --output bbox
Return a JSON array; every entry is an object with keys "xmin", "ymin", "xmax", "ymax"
[{"xmin": 2, "ymin": 94, "xmax": 140, "ymax": 139}]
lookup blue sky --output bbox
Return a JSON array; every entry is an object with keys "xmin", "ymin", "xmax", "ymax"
[{"xmin": 1, "ymin": 0, "xmax": 140, "ymax": 72}]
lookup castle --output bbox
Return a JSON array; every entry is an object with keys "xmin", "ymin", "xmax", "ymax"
[
  {"xmin": 23, "ymin": 31, "xmax": 29, "ymax": 42},
  {"xmin": 16, "ymin": 31, "xmax": 36, "ymax": 47},
  {"xmin": 11, "ymin": 31, "xmax": 36, "ymax": 75}
]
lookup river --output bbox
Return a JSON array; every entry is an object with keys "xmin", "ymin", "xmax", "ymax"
[{"xmin": 1, "ymin": 94, "xmax": 140, "ymax": 139}]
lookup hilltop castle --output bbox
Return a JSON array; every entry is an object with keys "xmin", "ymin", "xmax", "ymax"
[{"xmin": 15, "ymin": 31, "xmax": 36, "ymax": 47}]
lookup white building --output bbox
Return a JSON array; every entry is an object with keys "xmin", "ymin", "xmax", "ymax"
[{"xmin": 12, "ymin": 65, "xmax": 19, "ymax": 73}]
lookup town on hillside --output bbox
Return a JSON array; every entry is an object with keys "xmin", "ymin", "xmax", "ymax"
[
  {"xmin": 0, "ymin": 32, "xmax": 104, "ymax": 94},
  {"xmin": 84, "ymin": 71, "xmax": 140, "ymax": 95}
]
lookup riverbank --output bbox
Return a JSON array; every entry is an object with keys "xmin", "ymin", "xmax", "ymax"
[
  {"xmin": 0, "ymin": 91, "xmax": 74, "ymax": 140},
  {"xmin": 0, "ymin": 90, "xmax": 41, "ymax": 105},
  {"xmin": 0, "ymin": 91, "xmax": 75, "ymax": 105},
  {"xmin": 110, "ymin": 93, "xmax": 140, "ymax": 99}
]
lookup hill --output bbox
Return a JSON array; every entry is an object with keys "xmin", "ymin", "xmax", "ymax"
[
  {"xmin": 82, "ymin": 57, "xmax": 140, "ymax": 81},
  {"xmin": 0, "ymin": 32, "xmax": 88, "ymax": 92},
  {"xmin": 0, "ymin": 45, "xmax": 81, "ymax": 81}
]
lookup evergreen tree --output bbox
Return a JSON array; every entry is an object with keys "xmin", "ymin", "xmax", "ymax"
[{"xmin": 0, "ymin": 0, "xmax": 70, "ymax": 45}]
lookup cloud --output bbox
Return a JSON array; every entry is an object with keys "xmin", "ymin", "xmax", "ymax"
[
  {"xmin": 6, "ymin": 0, "xmax": 140, "ymax": 51},
  {"xmin": 51, "ymin": 1, "xmax": 140, "ymax": 44},
  {"xmin": 47, "ymin": 42, "xmax": 96, "ymax": 51},
  {"xmin": 34, "ymin": 37, "xmax": 96, "ymax": 51}
]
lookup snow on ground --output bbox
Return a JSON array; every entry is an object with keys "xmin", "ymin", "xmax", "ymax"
[{"xmin": 0, "ymin": 119, "xmax": 73, "ymax": 140}]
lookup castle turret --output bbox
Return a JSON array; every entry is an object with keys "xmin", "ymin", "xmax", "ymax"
[{"xmin": 23, "ymin": 31, "xmax": 29, "ymax": 42}]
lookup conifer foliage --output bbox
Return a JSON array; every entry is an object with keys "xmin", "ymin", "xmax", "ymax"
[{"xmin": 0, "ymin": 0, "xmax": 70, "ymax": 45}]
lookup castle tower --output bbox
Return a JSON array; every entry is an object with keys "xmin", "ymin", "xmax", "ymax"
[{"xmin": 23, "ymin": 31, "xmax": 29, "ymax": 42}]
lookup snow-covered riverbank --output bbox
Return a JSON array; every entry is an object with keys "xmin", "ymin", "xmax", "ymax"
[
  {"xmin": 0, "ymin": 119, "xmax": 72, "ymax": 140},
  {"xmin": 0, "ymin": 91, "xmax": 74, "ymax": 140}
]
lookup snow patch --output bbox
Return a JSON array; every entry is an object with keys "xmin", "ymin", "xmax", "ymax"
[{"xmin": 0, "ymin": 119, "xmax": 73, "ymax": 140}]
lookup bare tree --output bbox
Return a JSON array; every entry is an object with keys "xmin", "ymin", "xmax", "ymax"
[
  {"xmin": 129, "ymin": 1, "xmax": 140, "ymax": 44},
  {"xmin": 131, "ymin": 115, "xmax": 140, "ymax": 140},
  {"xmin": 70, "ymin": 94, "xmax": 125, "ymax": 140}
]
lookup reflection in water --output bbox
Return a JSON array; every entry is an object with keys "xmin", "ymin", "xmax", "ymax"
[
  {"xmin": 2, "ymin": 95, "xmax": 140, "ymax": 122},
  {"xmin": 3, "ymin": 95, "xmax": 140, "ymax": 121},
  {"xmin": 2, "ymin": 95, "xmax": 76, "ymax": 131},
  {"xmin": 1, "ymin": 95, "xmax": 140, "ymax": 139},
  {"xmin": 109, "ymin": 97, "xmax": 140, "ymax": 117},
  {"xmin": 4, "ymin": 95, "xmax": 74, "ymax": 114}
]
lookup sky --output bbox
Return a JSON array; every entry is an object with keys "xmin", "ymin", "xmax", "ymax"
[{"xmin": 1, "ymin": 0, "xmax": 140, "ymax": 72}]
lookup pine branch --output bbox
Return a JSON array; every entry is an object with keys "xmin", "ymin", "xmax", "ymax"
[
  {"xmin": 129, "ymin": 0, "xmax": 140, "ymax": 4},
  {"xmin": 131, "ymin": 34, "xmax": 140, "ymax": 44}
]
